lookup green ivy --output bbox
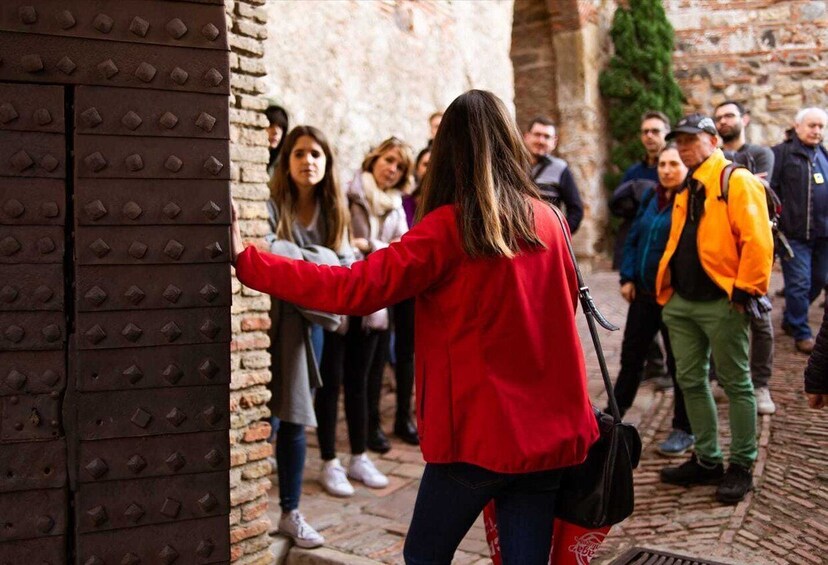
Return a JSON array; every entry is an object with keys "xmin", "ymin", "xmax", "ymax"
[{"xmin": 599, "ymin": 0, "xmax": 684, "ymax": 191}]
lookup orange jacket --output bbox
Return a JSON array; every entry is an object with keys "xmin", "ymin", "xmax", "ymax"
[{"xmin": 656, "ymin": 149, "xmax": 773, "ymax": 305}]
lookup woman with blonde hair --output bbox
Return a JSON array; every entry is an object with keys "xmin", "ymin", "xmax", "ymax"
[
  {"xmin": 232, "ymin": 90, "xmax": 598, "ymax": 562},
  {"xmin": 346, "ymin": 137, "xmax": 418, "ymax": 453}
]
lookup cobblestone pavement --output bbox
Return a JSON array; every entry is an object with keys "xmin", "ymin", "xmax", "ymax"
[{"xmin": 268, "ymin": 267, "xmax": 828, "ymax": 564}]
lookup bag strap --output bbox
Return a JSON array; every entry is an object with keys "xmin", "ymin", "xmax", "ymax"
[{"xmin": 548, "ymin": 205, "xmax": 624, "ymax": 423}]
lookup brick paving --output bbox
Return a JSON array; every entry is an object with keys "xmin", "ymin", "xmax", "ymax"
[{"xmin": 267, "ymin": 267, "xmax": 828, "ymax": 564}]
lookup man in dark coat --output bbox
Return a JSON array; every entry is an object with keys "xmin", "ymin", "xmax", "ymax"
[{"xmin": 771, "ymin": 107, "xmax": 828, "ymax": 354}]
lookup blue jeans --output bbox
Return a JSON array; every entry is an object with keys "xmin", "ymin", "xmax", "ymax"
[
  {"xmin": 403, "ymin": 463, "xmax": 562, "ymax": 565},
  {"xmin": 276, "ymin": 421, "xmax": 305, "ymax": 512},
  {"xmin": 782, "ymin": 238, "xmax": 828, "ymax": 339}
]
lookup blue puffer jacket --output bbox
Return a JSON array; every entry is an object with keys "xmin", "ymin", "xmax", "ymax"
[{"xmin": 620, "ymin": 187, "xmax": 673, "ymax": 294}]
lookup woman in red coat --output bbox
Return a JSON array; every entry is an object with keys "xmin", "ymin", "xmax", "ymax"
[{"xmin": 232, "ymin": 90, "xmax": 598, "ymax": 564}]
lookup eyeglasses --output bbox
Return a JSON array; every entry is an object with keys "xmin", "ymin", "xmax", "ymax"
[
  {"xmin": 715, "ymin": 113, "xmax": 738, "ymax": 121},
  {"xmin": 641, "ymin": 128, "xmax": 663, "ymax": 135}
]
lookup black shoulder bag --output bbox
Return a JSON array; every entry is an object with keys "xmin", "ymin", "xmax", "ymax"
[{"xmin": 549, "ymin": 206, "xmax": 643, "ymax": 529}]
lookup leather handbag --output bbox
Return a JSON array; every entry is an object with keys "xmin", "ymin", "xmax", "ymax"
[{"xmin": 549, "ymin": 206, "xmax": 643, "ymax": 529}]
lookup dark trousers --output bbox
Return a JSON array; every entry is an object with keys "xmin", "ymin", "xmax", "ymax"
[
  {"xmin": 367, "ymin": 298, "xmax": 416, "ymax": 430},
  {"xmin": 393, "ymin": 299, "xmax": 417, "ymax": 424},
  {"xmin": 403, "ymin": 463, "xmax": 563, "ymax": 565},
  {"xmin": 315, "ymin": 318, "xmax": 376, "ymax": 460},
  {"xmin": 367, "ymin": 329, "xmax": 391, "ymax": 432},
  {"xmin": 612, "ymin": 293, "xmax": 691, "ymax": 433},
  {"xmin": 782, "ymin": 238, "xmax": 828, "ymax": 340}
]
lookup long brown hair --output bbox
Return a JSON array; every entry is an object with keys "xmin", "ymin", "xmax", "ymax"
[
  {"xmin": 417, "ymin": 90, "xmax": 543, "ymax": 258},
  {"xmin": 361, "ymin": 137, "xmax": 414, "ymax": 193},
  {"xmin": 268, "ymin": 126, "xmax": 348, "ymax": 251}
]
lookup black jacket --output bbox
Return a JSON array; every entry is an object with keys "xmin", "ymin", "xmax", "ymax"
[
  {"xmin": 771, "ymin": 136, "xmax": 828, "ymax": 241},
  {"xmin": 805, "ymin": 295, "xmax": 828, "ymax": 394}
]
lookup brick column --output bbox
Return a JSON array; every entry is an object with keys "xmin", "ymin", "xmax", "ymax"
[{"xmin": 225, "ymin": 0, "xmax": 274, "ymax": 563}]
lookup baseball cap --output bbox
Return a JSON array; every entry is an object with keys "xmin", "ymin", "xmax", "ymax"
[{"xmin": 665, "ymin": 113, "xmax": 718, "ymax": 140}]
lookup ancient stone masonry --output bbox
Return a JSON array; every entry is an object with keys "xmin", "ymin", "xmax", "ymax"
[
  {"xmin": 263, "ymin": 0, "xmax": 515, "ymax": 180},
  {"xmin": 224, "ymin": 0, "xmax": 275, "ymax": 563},
  {"xmin": 512, "ymin": 0, "xmax": 559, "ymax": 129},
  {"xmin": 665, "ymin": 0, "xmax": 828, "ymax": 145}
]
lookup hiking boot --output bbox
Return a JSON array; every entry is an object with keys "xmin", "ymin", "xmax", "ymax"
[
  {"xmin": 319, "ymin": 458, "xmax": 354, "ymax": 497},
  {"xmin": 781, "ymin": 321, "xmax": 795, "ymax": 336},
  {"xmin": 796, "ymin": 338, "xmax": 815, "ymax": 354},
  {"xmin": 366, "ymin": 427, "xmax": 391, "ymax": 454},
  {"xmin": 755, "ymin": 387, "xmax": 776, "ymax": 415},
  {"xmin": 657, "ymin": 429, "xmax": 695, "ymax": 457},
  {"xmin": 660, "ymin": 454, "xmax": 724, "ymax": 486},
  {"xmin": 348, "ymin": 453, "xmax": 389, "ymax": 488},
  {"xmin": 716, "ymin": 463, "xmax": 753, "ymax": 504},
  {"xmin": 278, "ymin": 510, "xmax": 324, "ymax": 548}
]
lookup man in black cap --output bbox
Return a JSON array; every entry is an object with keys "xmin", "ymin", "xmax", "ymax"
[{"xmin": 655, "ymin": 114, "xmax": 774, "ymax": 504}]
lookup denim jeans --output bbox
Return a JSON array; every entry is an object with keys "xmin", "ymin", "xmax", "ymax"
[
  {"xmin": 781, "ymin": 238, "xmax": 828, "ymax": 340},
  {"xmin": 403, "ymin": 462, "xmax": 563, "ymax": 565}
]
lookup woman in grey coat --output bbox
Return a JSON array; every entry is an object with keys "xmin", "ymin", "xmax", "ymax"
[{"xmin": 264, "ymin": 126, "xmax": 357, "ymax": 547}]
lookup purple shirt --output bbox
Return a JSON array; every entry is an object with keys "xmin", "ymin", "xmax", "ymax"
[{"xmin": 402, "ymin": 194, "xmax": 417, "ymax": 228}]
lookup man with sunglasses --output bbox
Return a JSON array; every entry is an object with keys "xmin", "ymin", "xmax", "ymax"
[{"xmin": 611, "ymin": 111, "xmax": 673, "ymax": 391}]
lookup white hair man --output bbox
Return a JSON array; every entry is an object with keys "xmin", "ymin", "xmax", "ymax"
[{"xmin": 771, "ymin": 107, "xmax": 828, "ymax": 353}]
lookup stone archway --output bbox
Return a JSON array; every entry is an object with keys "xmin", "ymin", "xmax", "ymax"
[{"xmin": 511, "ymin": 0, "xmax": 609, "ymax": 259}]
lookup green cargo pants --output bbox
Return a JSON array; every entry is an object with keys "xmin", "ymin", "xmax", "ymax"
[{"xmin": 662, "ymin": 294, "xmax": 757, "ymax": 468}]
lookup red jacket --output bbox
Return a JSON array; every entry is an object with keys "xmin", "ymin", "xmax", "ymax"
[{"xmin": 236, "ymin": 201, "xmax": 598, "ymax": 473}]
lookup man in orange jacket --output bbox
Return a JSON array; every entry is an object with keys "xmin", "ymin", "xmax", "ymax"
[{"xmin": 655, "ymin": 114, "xmax": 773, "ymax": 504}]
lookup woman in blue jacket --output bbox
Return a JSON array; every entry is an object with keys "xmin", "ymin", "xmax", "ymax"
[{"xmin": 611, "ymin": 144, "xmax": 694, "ymax": 456}]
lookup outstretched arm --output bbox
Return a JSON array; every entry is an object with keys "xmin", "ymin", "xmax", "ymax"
[{"xmin": 232, "ymin": 203, "xmax": 458, "ymax": 315}]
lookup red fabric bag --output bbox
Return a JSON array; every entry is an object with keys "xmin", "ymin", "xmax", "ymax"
[{"xmin": 483, "ymin": 501, "xmax": 610, "ymax": 565}]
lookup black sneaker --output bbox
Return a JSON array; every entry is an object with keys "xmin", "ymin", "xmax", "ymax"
[
  {"xmin": 660, "ymin": 454, "xmax": 724, "ymax": 486},
  {"xmin": 716, "ymin": 463, "xmax": 753, "ymax": 504}
]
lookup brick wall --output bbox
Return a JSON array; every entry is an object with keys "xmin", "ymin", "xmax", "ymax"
[
  {"xmin": 225, "ymin": 0, "xmax": 274, "ymax": 563},
  {"xmin": 666, "ymin": 0, "xmax": 828, "ymax": 144}
]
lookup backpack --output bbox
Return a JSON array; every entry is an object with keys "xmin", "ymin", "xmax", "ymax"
[
  {"xmin": 609, "ymin": 178, "xmax": 658, "ymax": 219},
  {"xmin": 719, "ymin": 163, "xmax": 781, "ymax": 225}
]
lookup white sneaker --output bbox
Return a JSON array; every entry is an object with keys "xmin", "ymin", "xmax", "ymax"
[
  {"xmin": 319, "ymin": 458, "xmax": 354, "ymax": 497},
  {"xmin": 278, "ymin": 509, "xmax": 324, "ymax": 549},
  {"xmin": 348, "ymin": 453, "xmax": 389, "ymax": 488},
  {"xmin": 755, "ymin": 387, "xmax": 777, "ymax": 415}
]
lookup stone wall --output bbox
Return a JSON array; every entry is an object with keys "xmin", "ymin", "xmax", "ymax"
[
  {"xmin": 511, "ymin": 0, "xmax": 614, "ymax": 257},
  {"xmin": 512, "ymin": 0, "xmax": 559, "ymax": 129},
  {"xmin": 665, "ymin": 0, "xmax": 828, "ymax": 145},
  {"xmin": 225, "ymin": 0, "xmax": 274, "ymax": 563},
  {"xmin": 262, "ymin": 0, "xmax": 515, "ymax": 177}
]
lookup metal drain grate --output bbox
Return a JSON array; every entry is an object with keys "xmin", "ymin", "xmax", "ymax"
[{"xmin": 610, "ymin": 547, "xmax": 735, "ymax": 565}]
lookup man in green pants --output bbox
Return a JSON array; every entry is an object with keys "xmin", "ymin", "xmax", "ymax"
[{"xmin": 655, "ymin": 114, "xmax": 774, "ymax": 503}]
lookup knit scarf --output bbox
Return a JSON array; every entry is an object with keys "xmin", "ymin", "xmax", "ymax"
[{"xmin": 361, "ymin": 171, "xmax": 402, "ymax": 218}]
